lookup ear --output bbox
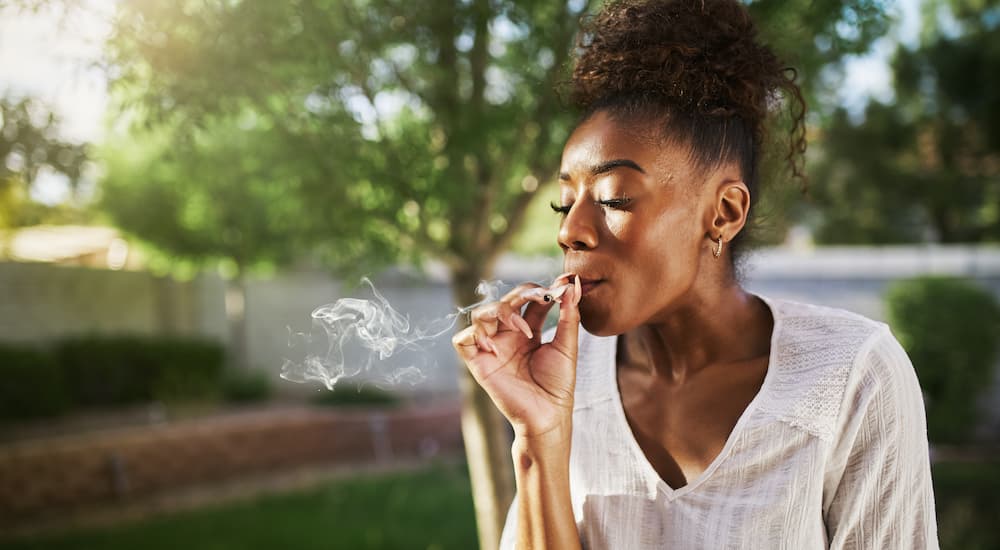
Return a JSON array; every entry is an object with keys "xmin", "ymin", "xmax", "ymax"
[{"xmin": 704, "ymin": 177, "xmax": 750, "ymax": 247}]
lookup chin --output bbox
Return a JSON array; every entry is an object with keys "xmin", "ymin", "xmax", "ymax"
[{"xmin": 579, "ymin": 301, "xmax": 626, "ymax": 337}]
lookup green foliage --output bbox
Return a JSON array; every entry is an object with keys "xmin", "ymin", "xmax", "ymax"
[
  {"xmin": 0, "ymin": 344, "xmax": 71, "ymax": 420},
  {"xmin": 99, "ymin": 0, "xmax": 887, "ymax": 280},
  {"xmin": 809, "ymin": 5, "xmax": 1000, "ymax": 244},
  {"xmin": 0, "ymin": 463, "xmax": 477, "ymax": 550},
  {"xmin": 100, "ymin": 0, "xmax": 587, "ymax": 278},
  {"xmin": 51, "ymin": 335, "xmax": 225, "ymax": 408},
  {"xmin": 0, "ymin": 97, "xmax": 89, "ymax": 229},
  {"xmin": 748, "ymin": 0, "xmax": 892, "ymax": 110},
  {"xmin": 222, "ymin": 370, "xmax": 274, "ymax": 404},
  {"xmin": 310, "ymin": 384, "xmax": 401, "ymax": 408},
  {"xmin": 885, "ymin": 276, "xmax": 1000, "ymax": 443},
  {"xmin": 55, "ymin": 336, "xmax": 155, "ymax": 406},
  {"xmin": 98, "ymin": 121, "xmax": 314, "ymax": 276}
]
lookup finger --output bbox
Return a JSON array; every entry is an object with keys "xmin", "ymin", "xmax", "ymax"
[
  {"xmin": 522, "ymin": 298, "xmax": 556, "ymax": 336},
  {"xmin": 508, "ymin": 312, "xmax": 533, "ymax": 339},
  {"xmin": 472, "ymin": 301, "xmax": 530, "ymax": 339},
  {"xmin": 473, "ymin": 325, "xmax": 497, "ymax": 355},
  {"xmin": 501, "ymin": 282, "xmax": 551, "ymax": 310},
  {"xmin": 549, "ymin": 276, "xmax": 582, "ymax": 360},
  {"xmin": 452, "ymin": 325, "xmax": 481, "ymax": 361},
  {"xmin": 504, "ymin": 283, "xmax": 570, "ymax": 313},
  {"xmin": 470, "ymin": 303, "xmax": 502, "ymax": 338}
]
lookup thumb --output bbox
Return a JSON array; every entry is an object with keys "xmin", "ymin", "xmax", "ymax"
[{"xmin": 549, "ymin": 277, "xmax": 582, "ymax": 361}]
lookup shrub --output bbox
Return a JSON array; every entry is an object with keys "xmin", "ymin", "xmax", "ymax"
[
  {"xmin": 0, "ymin": 344, "xmax": 71, "ymax": 420},
  {"xmin": 885, "ymin": 276, "xmax": 1000, "ymax": 444},
  {"xmin": 223, "ymin": 369, "xmax": 274, "ymax": 403},
  {"xmin": 151, "ymin": 338, "xmax": 226, "ymax": 403},
  {"xmin": 310, "ymin": 383, "xmax": 401, "ymax": 407},
  {"xmin": 53, "ymin": 335, "xmax": 225, "ymax": 407}
]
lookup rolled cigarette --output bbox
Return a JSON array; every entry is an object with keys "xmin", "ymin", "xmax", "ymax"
[
  {"xmin": 543, "ymin": 284, "xmax": 570, "ymax": 303},
  {"xmin": 519, "ymin": 283, "xmax": 571, "ymax": 303}
]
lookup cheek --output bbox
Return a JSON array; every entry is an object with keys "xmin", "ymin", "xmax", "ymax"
[
  {"xmin": 617, "ymin": 214, "xmax": 701, "ymax": 300},
  {"xmin": 581, "ymin": 208, "xmax": 701, "ymax": 335},
  {"xmin": 619, "ymin": 211, "xmax": 700, "ymax": 277}
]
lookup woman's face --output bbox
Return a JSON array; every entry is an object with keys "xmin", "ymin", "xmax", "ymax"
[{"xmin": 557, "ymin": 110, "xmax": 717, "ymax": 336}]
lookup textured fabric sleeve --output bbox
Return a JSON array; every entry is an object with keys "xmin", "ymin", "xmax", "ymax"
[{"xmin": 823, "ymin": 327, "xmax": 939, "ymax": 549}]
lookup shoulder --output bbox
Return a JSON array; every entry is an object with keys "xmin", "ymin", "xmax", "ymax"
[{"xmin": 758, "ymin": 296, "xmax": 897, "ymax": 442}]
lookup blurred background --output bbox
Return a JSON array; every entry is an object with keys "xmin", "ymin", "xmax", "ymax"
[{"xmin": 0, "ymin": 0, "xmax": 997, "ymax": 549}]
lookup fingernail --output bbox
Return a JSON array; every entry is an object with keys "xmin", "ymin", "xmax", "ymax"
[
  {"xmin": 574, "ymin": 276, "xmax": 582, "ymax": 305},
  {"xmin": 553, "ymin": 271, "xmax": 574, "ymax": 284},
  {"xmin": 562, "ymin": 284, "xmax": 575, "ymax": 305},
  {"xmin": 511, "ymin": 314, "xmax": 533, "ymax": 339}
]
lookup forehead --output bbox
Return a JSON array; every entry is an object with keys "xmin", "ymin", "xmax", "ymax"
[{"xmin": 560, "ymin": 110, "xmax": 689, "ymax": 177}]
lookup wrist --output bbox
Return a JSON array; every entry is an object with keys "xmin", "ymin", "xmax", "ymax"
[{"xmin": 512, "ymin": 418, "xmax": 573, "ymax": 464}]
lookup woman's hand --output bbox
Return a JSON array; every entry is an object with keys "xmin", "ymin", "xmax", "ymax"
[{"xmin": 452, "ymin": 275, "xmax": 582, "ymax": 438}]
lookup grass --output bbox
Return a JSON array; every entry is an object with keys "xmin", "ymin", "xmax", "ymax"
[
  {"xmin": 0, "ymin": 462, "xmax": 477, "ymax": 550},
  {"xmin": 1, "ymin": 460, "xmax": 996, "ymax": 550}
]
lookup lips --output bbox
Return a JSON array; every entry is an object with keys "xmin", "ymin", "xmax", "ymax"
[
  {"xmin": 563, "ymin": 274, "xmax": 603, "ymax": 296},
  {"xmin": 578, "ymin": 278, "xmax": 603, "ymax": 295}
]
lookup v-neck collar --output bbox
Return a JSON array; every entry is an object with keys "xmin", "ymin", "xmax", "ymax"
[{"xmin": 604, "ymin": 294, "xmax": 783, "ymax": 501}]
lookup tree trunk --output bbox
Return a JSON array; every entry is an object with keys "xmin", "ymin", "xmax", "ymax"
[
  {"xmin": 452, "ymin": 267, "xmax": 515, "ymax": 550},
  {"xmin": 225, "ymin": 271, "xmax": 250, "ymax": 370}
]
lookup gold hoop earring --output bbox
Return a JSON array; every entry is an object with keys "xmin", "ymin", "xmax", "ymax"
[{"xmin": 713, "ymin": 235, "xmax": 723, "ymax": 258}]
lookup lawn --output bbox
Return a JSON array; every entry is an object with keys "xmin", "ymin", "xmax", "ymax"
[
  {"xmin": 1, "ymin": 461, "xmax": 996, "ymax": 549},
  {"xmin": 0, "ymin": 462, "xmax": 478, "ymax": 550}
]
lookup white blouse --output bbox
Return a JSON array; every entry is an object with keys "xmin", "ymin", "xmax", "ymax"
[{"xmin": 500, "ymin": 295, "xmax": 939, "ymax": 549}]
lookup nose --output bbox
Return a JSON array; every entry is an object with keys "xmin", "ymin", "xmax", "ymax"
[{"xmin": 558, "ymin": 201, "xmax": 599, "ymax": 252}]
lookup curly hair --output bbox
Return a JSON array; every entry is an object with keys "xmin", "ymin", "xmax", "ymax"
[{"xmin": 569, "ymin": 0, "xmax": 807, "ymax": 259}]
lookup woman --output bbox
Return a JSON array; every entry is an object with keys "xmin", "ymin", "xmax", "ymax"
[{"xmin": 452, "ymin": 0, "xmax": 939, "ymax": 548}]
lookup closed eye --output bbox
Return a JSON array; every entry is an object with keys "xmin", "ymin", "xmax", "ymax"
[
  {"xmin": 550, "ymin": 197, "xmax": 632, "ymax": 215},
  {"xmin": 550, "ymin": 201, "xmax": 572, "ymax": 215},
  {"xmin": 598, "ymin": 197, "xmax": 632, "ymax": 209}
]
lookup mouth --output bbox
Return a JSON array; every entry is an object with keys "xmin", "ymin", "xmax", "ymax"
[
  {"xmin": 560, "ymin": 274, "xmax": 604, "ymax": 296},
  {"xmin": 578, "ymin": 278, "xmax": 603, "ymax": 296}
]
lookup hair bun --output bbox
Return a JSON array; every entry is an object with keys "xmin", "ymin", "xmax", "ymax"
[{"xmin": 572, "ymin": 0, "xmax": 788, "ymax": 122}]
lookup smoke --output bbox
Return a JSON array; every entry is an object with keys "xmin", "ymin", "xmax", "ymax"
[{"xmin": 280, "ymin": 277, "xmax": 506, "ymax": 390}]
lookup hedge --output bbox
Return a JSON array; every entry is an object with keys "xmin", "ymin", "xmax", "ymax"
[
  {"xmin": 0, "ymin": 345, "xmax": 71, "ymax": 420},
  {"xmin": 0, "ymin": 335, "xmax": 227, "ymax": 421},
  {"xmin": 885, "ymin": 276, "xmax": 1000, "ymax": 444}
]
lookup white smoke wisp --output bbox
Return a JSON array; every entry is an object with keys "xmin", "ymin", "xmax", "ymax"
[{"xmin": 280, "ymin": 277, "xmax": 506, "ymax": 390}]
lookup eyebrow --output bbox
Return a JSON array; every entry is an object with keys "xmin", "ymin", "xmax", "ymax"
[{"xmin": 559, "ymin": 158, "xmax": 646, "ymax": 181}]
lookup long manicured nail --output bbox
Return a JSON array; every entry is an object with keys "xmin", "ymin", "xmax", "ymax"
[
  {"xmin": 574, "ymin": 276, "xmax": 582, "ymax": 305},
  {"xmin": 487, "ymin": 337, "xmax": 500, "ymax": 355},
  {"xmin": 511, "ymin": 314, "xmax": 533, "ymax": 339},
  {"xmin": 553, "ymin": 271, "xmax": 575, "ymax": 284}
]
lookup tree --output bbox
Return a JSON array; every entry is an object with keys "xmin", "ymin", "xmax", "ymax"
[
  {"xmin": 0, "ymin": 96, "xmax": 88, "ymax": 232},
  {"xmin": 106, "ymin": 4, "xmax": 585, "ymax": 545},
  {"xmin": 100, "ymin": 119, "xmax": 316, "ymax": 370},
  {"xmin": 808, "ymin": 1, "xmax": 1000, "ymax": 243},
  {"xmin": 102, "ymin": 1, "xmax": 890, "ymax": 545}
]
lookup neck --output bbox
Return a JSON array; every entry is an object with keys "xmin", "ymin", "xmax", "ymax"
[{"xmin": 621, "ymin": 283, "xmax": 773, "ymax": 384}]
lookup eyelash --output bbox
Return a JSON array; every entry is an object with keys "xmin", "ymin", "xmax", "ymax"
[{"xmin": 550, "ymin": 197, "xmax": 632, "ymax": 215}]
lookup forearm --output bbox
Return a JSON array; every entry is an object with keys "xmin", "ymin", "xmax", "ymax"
[{"xmin": 512, "ymin": 422, "xmax": 581, "ymax": 550}]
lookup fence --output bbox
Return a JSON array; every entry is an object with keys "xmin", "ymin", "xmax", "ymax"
[{"xmin": 2, "ymin": 245, "xmax": 999, "ymax": 417}]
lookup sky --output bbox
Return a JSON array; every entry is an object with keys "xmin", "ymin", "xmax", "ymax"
[{"xmin": 0, "ymin": 0, "xmax": 923, "ymax": 205}]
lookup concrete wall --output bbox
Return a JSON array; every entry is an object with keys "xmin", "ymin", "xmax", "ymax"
[
  {"xmin": 0, "ymin": 262, "xmax": 225, "ymax": 344},
  {"xmin": 3, "ymin": 246, "xmax": 999, "ymax": 431}
]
